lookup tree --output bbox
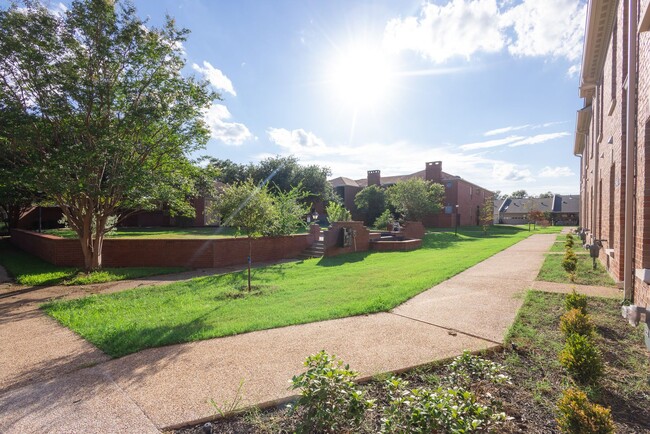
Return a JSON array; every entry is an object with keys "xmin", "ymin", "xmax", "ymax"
[
  {"xmin": 266, "ymin": 185, "xmax": 310, "ymax": 237},
  {"xmin": 479, "ymin": 195, "xmax": 494, "ymax": 235},
  {"xmin": 354, "ymin": 185, "xmax": 387, "ymax": 226},
  {"xmin": 538, "ymin": 191, "xmax": 554, "ymax": 198},
  {"xmin": 211, "ymin": 179, "xmax": 277, "ymax": 291},
  {"xmin": 510, "ymin": 190, "xmax": 528, "ymax": 199},
  {"xmin": 528, "ymin": 209, "xmax": 546, "ymax": 231},
  {"xmin": 387, "ymin": 178, "xmax": 444, "ymax": 222},
  {"xmin": 0, "ymin": 1, "xmax": 215, "ymax": 270},
  {"xmin": 0, "ymin": 159, "xmax": 35, "ymax": 230}
]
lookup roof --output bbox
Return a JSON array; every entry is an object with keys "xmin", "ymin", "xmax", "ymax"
[
  {"xmin": 329, "ymin": 177, "xmax": 361, "ymax": 188},
  {"xmin": 498, "ymin": 195, "xmax": 581, "ymax": 215},
  {"xmin": 352, "ymin": 170, "xmax": 458, "ymax": 188}
]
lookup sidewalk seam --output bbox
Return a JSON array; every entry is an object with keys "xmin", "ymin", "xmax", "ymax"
[{"xmin": 388, "ymin": 311, "xmax": 503, "ymax": 346}]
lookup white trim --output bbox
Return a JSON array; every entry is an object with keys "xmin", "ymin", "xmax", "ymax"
[
  {"xmin": 635, "ymin": 269, "xmax": 650, "ymax": 283},
  {"xmin": 606, "ymin": 248, "xmax": 615, "ymax": 257}
]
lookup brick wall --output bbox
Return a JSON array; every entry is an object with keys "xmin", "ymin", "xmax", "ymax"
[
  {"xmin": 10, "ymin": 228, "xmax": 318, "ymax": 268},
  {"xmin": 323, "ymin": 221, "xmax": 370, "ymax": 256}
]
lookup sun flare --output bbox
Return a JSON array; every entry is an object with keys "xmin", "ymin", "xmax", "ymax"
[{"xmin": 329, "ymin": 45, "xmax": 393, "ymax": 109}]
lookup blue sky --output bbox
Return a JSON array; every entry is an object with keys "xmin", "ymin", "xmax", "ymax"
[{"xmin": 46, "ymin": 0, "xmax": 587, "ymax": 196}]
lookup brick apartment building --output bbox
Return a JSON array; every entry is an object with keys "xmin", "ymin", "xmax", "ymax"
[
  {"xmin": 573, "ymin": 0, "xmax": 650, "ymax": 306},
  {"xmin": 329, "ymin": 161, "xmax": 493, "ymax": 228},
  {"xmin": 495, "ymin": 195, "xmax": 580, "ymax": 226}
]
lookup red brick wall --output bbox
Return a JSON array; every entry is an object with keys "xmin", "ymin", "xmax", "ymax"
[
  {"xmin": 402, "ymin": 221, "xmax": 425, "ymax": 239},
  {"xmin": 323, "ymin": 221, "xmax": 370, "ymax": 257},
  {"xmin": 10, "ymin": 229, "xmax": 317, "ymax": 268}
]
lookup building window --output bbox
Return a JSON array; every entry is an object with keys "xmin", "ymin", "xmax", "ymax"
[
  {"xmin": 445, "ymin": 206, "xmax": 452, "ymax": 214},
  {"xmin": 446, "ymin": 182, "xmax": 452, "ymax": 188}
]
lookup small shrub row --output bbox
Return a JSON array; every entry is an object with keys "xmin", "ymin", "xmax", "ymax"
[
  {"xmin": 556, "ymin": 292, "xmax": 613, "ymax": 433},
  {"xmin": 289, "ymin": 350, "xmax": 510, "ymax": 433}
]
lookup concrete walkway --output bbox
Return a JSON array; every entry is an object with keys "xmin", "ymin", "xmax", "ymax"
[{"xmin": 0, "ymin": 234, "xmax": 610, "ymax": 433}]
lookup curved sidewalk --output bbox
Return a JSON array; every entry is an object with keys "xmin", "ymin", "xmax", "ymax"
[{"xmin": 1, "ymin": 233, "xmax": 588, "ymax": 433}]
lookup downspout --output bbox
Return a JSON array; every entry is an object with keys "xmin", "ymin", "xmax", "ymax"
[
  {"xmin": 624, "ymin": 0, "xmax": 638, "ymax": 301},
  {"xmin": 593, "ymin": 120, "xmax": 599, "ymax": 241}
]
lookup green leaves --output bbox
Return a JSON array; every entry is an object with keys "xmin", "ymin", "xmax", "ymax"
[{"xmin": 387, "ymin": 178, "xmax": 444, "ymax": 222}]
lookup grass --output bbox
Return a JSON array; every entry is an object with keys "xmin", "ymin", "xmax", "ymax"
[
  {"xmin": 42, "ymin": 226, "xmax": 307, "ymax": 239},
  {"xmin": 549, "ymin": 234, "xmax": 587, "ymax": 253},
  {"xmin": 44, "ymin": 225, "xmax": 547, "ymax": 357},
  {"xmin": 0, "ymin": 240, "xmax": 186, "ymax": 286},
  {"xmin": 501, "ymin": 291, "xmax": 650, "ymax": 432},
  {"xmin": 537, "ymin": 253, "xmax": 617, "ymax": 287}
]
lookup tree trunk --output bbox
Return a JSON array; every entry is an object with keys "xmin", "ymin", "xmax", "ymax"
[{"xmin": 247, "ymin": 235, "xmax": 252, "ymax": 291}]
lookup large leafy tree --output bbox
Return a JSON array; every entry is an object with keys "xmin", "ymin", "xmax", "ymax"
[
  {"xmin": 0, "ymin": 0, "xmax": 216, "ymax": 270},
  {"xmin": 387, "ymin": 178, "xmax": 444, "ymax": 222},
  {"xmin": 354, "ymin": 185, "xmax": 387, "ymax": 226},
  {"xmin": 510, "ymin": 190, "xmax": 529, "ymax": 199}
]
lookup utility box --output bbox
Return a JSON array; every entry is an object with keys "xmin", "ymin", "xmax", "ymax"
[
  {"xmin": 588, "ymin": 243, "xmax": 600, "ymax": 258},
  {"xmin": 339, "ymin": 227, "xmax": 353, "ymax": 247}
]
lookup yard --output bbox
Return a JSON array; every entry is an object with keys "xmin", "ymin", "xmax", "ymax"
[
  {"xmin": 42, "ymin": 226, "xmax": 308, "ymax": 239},
  {"xmin": 43, "ymin": 225, "xmax": 561, "ymax": 357}
]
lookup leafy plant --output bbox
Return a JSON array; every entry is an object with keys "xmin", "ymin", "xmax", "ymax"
[
  {"xmin": 373, "ymin": 209, "xmax": 394, "ymax": 230},
  {"xmin": 565, "ymin": 233, "xmax": 575, "ymax": 250},
  {"xmin": 447, "ymin": 350, "xmax": 511, "ymax": 388},
  {"xmin": 266, "ymin": 185, "xmax": 309, "ymax": 237},
  {"xmin": 210, "ymin": 379, "xmax": 246, "ymax": 417},
  {"xmin": 559, "ymin": 334, "xmax": 603, "ymax": 384},
  {"xmin": 354, "ymin": 185, "xmax": 387, "ymax": 226},
  {"xmin": 556, "ymin": 388, "xmax": 615, "ymax": 434},
  {"xmin": 381, "ymin": 377, "xmax": 508, "ymax": 433},
  {"xmin": 386, "ymin": 178, "xmax": 444, "ymax": 222},
  {"xmin": 565, "ymin": 290, "xmax": 588, "ymax": 314},
  {"xmin": 289, "ymin": 351, "xmax": 374, "ymax": 433},
  {"xmin": 563, "ymin": 250, "xmax": 578, "ymax": 280},
  {"xmin": 560, "ymin": 309, "xmax": 594, "ymax": 338},
  {"xmin": 325, "ymin": 202, "xmax": 352, "ymax": 223}
]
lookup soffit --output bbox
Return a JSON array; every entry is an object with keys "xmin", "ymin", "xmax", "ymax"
[{"xmin": 580, "ymin": 0, "xmax": 619, "ymax": 98}]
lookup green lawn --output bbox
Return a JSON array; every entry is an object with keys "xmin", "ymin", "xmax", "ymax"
[
  {"xmin": 44, "ymin": 226, "xmax": 553, "ymax": 357},
  {"xmin": 43, "ymin": 226, "xmax": 307, "ymax": 239},
  {"xmin": 0, "ymin": 240, "xmax": 186, "ymax": 286},
  {"xmin": 536, "ymin": 253, "xmax": 617, "ymax": 287}
]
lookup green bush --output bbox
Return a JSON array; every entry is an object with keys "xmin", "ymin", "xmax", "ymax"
[
  {"xmin": 565, "ymin": 233, "xmax": 575, "ymax": 250},
  {"xmin": 325, "ymin": 202, "xmax": 352, "ymax": 223},
  {"xmin": 381, "ymin": 377, "xmax": 507, "ymax": 433},
  {"xmin": 289, "ymin": 351, "xmax": 374, "ymax": 433},
  {"xmin": 560, "ymin": 309, "xmax": 594, "ymax": 338},
  {"xmin": 556, "ymin": 388, "xmax": 615, "ymax": 434},
  {"xmin": 562, "ymin": 250, "xmax": 578, "ymax": 278},
  {"xmin": 373, "ymin": 209, "xmax": 394, "ymax": 230},
  {"xmin": 565, "ymin": 289, "xmax": 588, "ymax": 314},
  {"xmin": 447, "ymin": 350, "xmax": 511, "ymax": 388},
  {"xmin": 559, "ymin": 334, "xmax": 603, "ymax": 384}
]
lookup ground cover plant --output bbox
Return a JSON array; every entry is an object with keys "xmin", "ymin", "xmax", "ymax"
[
  {"xmin": 0, "ymin": 240, "xmax": 185, "ymax": 286},
  {"xmin": 44, "ymin": 225, "xmax": 548, "ymax": 357},
  {"xmin": 537, "ymin": 253, "xmax": 617, "ymax": 287},
  {"xmin": 174, "ymin": 291, "xmax": 649, "ymax": 434}
]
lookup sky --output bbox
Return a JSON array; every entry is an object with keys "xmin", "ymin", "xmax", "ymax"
[{"xmin": 38, "ymin": 0, "xmax": 587, "ymax": 196}]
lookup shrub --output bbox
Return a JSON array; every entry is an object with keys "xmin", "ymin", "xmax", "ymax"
[
  {"xmin": 559, "ymin": 334, "xmax": 603, "ymax": 384},
  {"xmin": 560, "ymin": 309, "xmax": 594, "ymax": 338},
  {"xmin": 447, "ymin": 350, "xmax": 511, "ymax": 388},
  {"xmin": 565, "ymin": 233, "xmax": 575, "ymax": 249},
  {"xmin": 556, "ymin": 388, "xmax": 615, "ymax": 434},
  {"xmin": 381, "ymin": 377, "xmax": 508, "ymax": 433},
  {"xmin": 565, "ymin": 290, "xmax": 588, "ymax": 314},
  {"xmin": 373, "ymin": 209, "xmax": 394, "ymax": 230},
  {"xmin": 325, "ymin": 202, "xmax": 352, "ymax": 223},
  {"xmin": 562, "ymin": 250, "xmax": 578, "ymax": 278},
  {"xmin": 289, "ymin": 351, "xmax": 374, "ymax": 433}
]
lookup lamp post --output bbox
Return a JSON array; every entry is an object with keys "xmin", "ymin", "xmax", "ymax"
[
  {"xmin": 455, "ymin": 204, "xmax": 459, "ymax": 236},
  {"xmin": 311, "ymin": 210, "xmax": 319, "ymax": 223}
]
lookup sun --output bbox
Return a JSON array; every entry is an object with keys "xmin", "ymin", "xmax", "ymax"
[{"xmin": 329, "ymin": 44, "xmax": 394, "ymax": 109}]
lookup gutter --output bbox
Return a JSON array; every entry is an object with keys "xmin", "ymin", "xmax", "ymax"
[{"xmin": 624, "ymin": 0, "xmax": 637, "ymax": 301}]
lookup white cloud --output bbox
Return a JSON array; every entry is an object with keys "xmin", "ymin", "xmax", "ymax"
[
  {"xmin": 383, "ymin": 0, "xmax": 505, "ymax": 63},
  {"xmin": 567, "ymin": 63, "xmax": 581, "ymax": 77},
  {"xmin": 204, "ymin": 104, "xmax": 252, "ymax": 146},
  {"xmin": 383, "ymin": 0, "xmax": 586, "ymax": 72},
  {"xmin": 267, "ymin": 128, "xmax": 328, "ymax": 154},
  {"xmin": 484, "ymin": 124, "xmax": 530, "ymax": 137},
  {"xmin": 192, "ymin": 61, "xmax": 236, "ymax": 96},
  {"xmin": 460, "ymin": 135, "xmax": 525, "ymax": 151},
  {"xmin": 50, "ymin": 2, "xmax": 67, "ymax": 16},
  {"xmin": 501, "ymin": 0, "xmax": 587, "ymax": 62},
  {"xmin": 539, "ymin": 166, "xmax": 574, "ymax": 177},
  {"xmin": 508, "ymin": 132, "xmax": 570, "ymax": 147},
  {"xmin": 492, "ymin": 163, "xmax": 534, "ymax": 182}
]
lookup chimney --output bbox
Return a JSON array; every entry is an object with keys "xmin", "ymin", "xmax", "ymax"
[
  {"xmin": 367, "ymin": 170, "xmax": 381, "ymax": 186},
  {"xmin": 425, "ymin": 161, "xmax": 442, "ymax": 183}
]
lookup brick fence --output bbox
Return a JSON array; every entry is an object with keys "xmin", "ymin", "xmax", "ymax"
[{"xmin": 10, "ymin": 226, "xmax": 321, "ymax": 268}]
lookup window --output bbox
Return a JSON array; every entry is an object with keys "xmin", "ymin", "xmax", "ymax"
[
  {"xmin": 445, "ymin": 206, "xmax": 452, "ymax": 214},
  {"xmin": 446, "ymin": 182, "xmax": 452, "ymax": 188}
]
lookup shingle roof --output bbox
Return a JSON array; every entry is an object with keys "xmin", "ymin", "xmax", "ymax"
[
  {"xmin": 353, "ymin": 170, "xmax": 457, "ymax": 188},
  {"xmin": 329, "ymin": 177, "xmax": 361, "ymax": 188}
]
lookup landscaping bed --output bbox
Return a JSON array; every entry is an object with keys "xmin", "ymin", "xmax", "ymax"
[
  {"xmin": 172, "ymin": 291, "xmax": 650, "ymax": 434},
  {"xmin": 537, "ymin": 253, "xmax": 617, "ymax": 287}
]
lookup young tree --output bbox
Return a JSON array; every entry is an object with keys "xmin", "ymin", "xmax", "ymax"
[
  {"xmin": 0, "ymin": 1, "xmax": 215, "ymax": 270},
  {"xmin": 266, "ymin": 185, "xmax": 310, "ymax": 237},
  {"xmin": 479, "ymin": 195, "xmax": 494, "ymax": 235},
  {"xmin": 528, "ymin": 209, "xmax": 546, "ymax": 231},
  {"xmin": 387, "ymin": 178, "xmax": 444, "ymax": 222},
  {"xmin": 354, "ymin": 185, "xmax": 387, "ymax": 226},
  {"xmin": 211, "ymin": 179, "xmax": 277, "ymax": 291}
]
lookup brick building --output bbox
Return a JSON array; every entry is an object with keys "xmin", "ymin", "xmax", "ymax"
[
  {"xmin": 495, "ymin": 195, "xmax": 580, "ymax": 225},
  {"xmin": 573, "ymin": 0, "xmax": 650, "ymax": 306},
  {"xmin": 329, "ymin": 161, "xmax": 493, "ymax": 228}
]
